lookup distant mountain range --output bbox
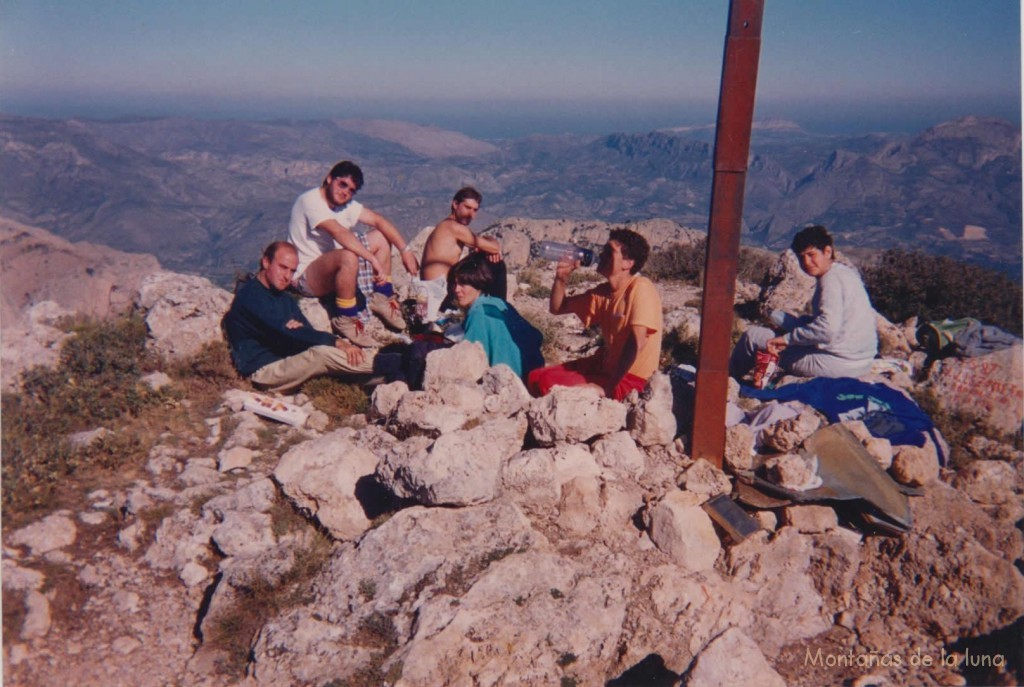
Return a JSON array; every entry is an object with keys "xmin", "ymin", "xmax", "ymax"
[{"xmin": 0, "ymin": 113, "xmax": 1019, "ymax": 284}]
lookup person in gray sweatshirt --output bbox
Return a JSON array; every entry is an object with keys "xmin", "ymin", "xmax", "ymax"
[{"xmin": 730, "ymin": 225, "xmax": 878, "ymax": 380}]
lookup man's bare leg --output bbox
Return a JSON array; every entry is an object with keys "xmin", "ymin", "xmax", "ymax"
[
  {"xmin": 299, "ymin": 249, "xmax": 358, "ymax": 300},
  {"xmin": 298, "ymin": 249, "xmax": 373, "ymax": 346},
  {"xmin": 366, "ymin": 229, "xmax": 392, "ymax": 274}
]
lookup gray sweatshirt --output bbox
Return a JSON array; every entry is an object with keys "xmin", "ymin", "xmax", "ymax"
[{"xmin": 785, "ymin": 263, "xmax": 878, "ymax": 362}]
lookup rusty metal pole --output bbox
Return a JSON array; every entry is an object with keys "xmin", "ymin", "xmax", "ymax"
[{"xmin": 691, "ymin": 0, "xmax": 764, "ymax": 468}]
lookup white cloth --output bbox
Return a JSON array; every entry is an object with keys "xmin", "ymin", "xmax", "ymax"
[
  {"xmin": 409, "ymin": 275, "xmax": 449, "ymax": 323},
  {"xmin": 287, "ymin": 187, "xmax": 364, "ymax": 277}
]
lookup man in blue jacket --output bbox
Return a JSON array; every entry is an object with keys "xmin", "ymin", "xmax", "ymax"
[{"xmin": 224, "ymin": 242, "xmax": 374, "ymax": 393}]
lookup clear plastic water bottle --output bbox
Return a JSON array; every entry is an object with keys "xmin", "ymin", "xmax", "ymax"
[{"xmin": 530, "ymin": 240, "xmax": 596, "ymax": 267}]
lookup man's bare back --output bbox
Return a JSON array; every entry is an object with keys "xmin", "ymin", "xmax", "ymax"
[{"xmin": 420, "ymin": 219, "xmax": 470, "ymax": 281}]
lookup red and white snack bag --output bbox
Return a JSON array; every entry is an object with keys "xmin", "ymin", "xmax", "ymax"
[{"xmin": 753, "ymin": 350, "xmax": 779, "ymax": 389}]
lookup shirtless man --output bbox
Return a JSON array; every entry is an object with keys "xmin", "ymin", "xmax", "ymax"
[
  {"xmin": 420, "ymin": 187, "xmax": 501, "ymax": 281},
  {"xmin": 415, "ymin": 187, "xmax": 505, "ymax": 320}
]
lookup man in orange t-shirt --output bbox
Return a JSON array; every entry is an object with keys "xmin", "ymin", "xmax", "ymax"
[{"xmin": 528, "ymin": 228, "xmax": 663, "ymax": 401}]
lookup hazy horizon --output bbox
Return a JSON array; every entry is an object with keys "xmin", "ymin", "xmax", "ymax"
[
  {"xmin": 1, "ymin": 1, "xmax": 1019, "ymax": 140},
  {"xmin": 1, "ymin": 93, "xmax": 1018, "ymax": 141}
]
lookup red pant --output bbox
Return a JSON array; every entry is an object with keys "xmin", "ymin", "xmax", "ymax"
[{"xmin": 527, "ymin": 356, "xmax": 648, "ymax": 401}]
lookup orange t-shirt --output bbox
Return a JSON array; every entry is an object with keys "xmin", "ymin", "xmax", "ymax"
[{"xmin": 568, "ymin": 274, "xmax": 663, "ymax": 380}]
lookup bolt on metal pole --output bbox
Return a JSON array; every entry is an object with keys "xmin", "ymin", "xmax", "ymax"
[{"xmin": 691, "ymin": 0, "xmax": 764, "ymax": 468}]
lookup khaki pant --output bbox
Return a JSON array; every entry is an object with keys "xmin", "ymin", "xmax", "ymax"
[{"xmin": 250, "ymin": 345, "xmax": 375, "ymax": 393}]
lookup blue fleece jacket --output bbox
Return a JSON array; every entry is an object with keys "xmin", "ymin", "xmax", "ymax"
[{"xmin": 463, "ymin": 294, "xmax": 544, "ymax": 379}]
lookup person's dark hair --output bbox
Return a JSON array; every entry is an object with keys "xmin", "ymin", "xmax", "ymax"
[
  {"xmin": 609, "ymin": 228, "xmax": 651, "ymax": 274},
  {"xmin": 448, "ymin": 252, "xmax": 495, "ymax": 294},
  {"xmin": 324, "ymin": 160, "xmax": 364, "ymax": 190},
  {"xmin": 262, "ymin": 241, "xmax": 297, "ymax": 264},
  {"xmin": 453, "ymin": 186, "xmax": 482, "ymax": 205},
  {"xmin": 791, "ymin": 225, "xmax": 834, "ymax": 254}
]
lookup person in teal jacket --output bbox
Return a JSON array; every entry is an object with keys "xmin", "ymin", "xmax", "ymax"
[{"xmin": 449, "ymin": 254, "xmax": 544, "ymax": 379}]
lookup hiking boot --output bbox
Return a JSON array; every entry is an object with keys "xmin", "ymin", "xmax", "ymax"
[
  {"xmin": 330, "ymin": 315, "xmax": 375, "ymax": 347},
  {"xmin": 369, "ymin": 292, "xmax": 407, "ymax": 331}
]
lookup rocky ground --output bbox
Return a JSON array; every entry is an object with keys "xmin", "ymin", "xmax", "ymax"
[{"xmin": 2, "ymin": 223, "xmax": 1023, "ymax": 687}]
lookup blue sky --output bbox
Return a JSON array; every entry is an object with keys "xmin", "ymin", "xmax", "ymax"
[{"xmin": 1, "ymin": 0, "xmax": 1019, "ymax": 137}]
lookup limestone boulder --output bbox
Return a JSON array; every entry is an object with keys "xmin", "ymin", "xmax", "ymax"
[
  {"xmin": 683, "ymin": 627, "xmax": 787, "ymax": 687},
  {"xmin": 646, "ymin": 490, "xmax": 721, "ymax": 572},
  {"xmin": 628, "ymin": 371, "xmax": 677, "ymax": 447},
  {"xmin": 422, "ymin": 340, "xmax": 489, "ymax": 392},
  {"xmin": 481, "ymin": 364, "xmax": 532, "ymax": 417},
  {"xmin": 20, "ymin": 591, "xmax": 52, "ymax": 640},
  {"xmin": 377, "ymin": 415, "xmax": 528, "ymax": 506},
  {"xmin": 757, "ymin": 249, "xmax": 817, "ymax": 320},
  {"xmin": 783, "ymin": 505, "xmax": 838, "ymax": 533},
  {"xmin": 680, "ymin": 459, "xmax": 732, "ymax": 499},
  {"xmin": 615, "ymin": 565, "xmax": 753, "ymax": 677},
  {"xmin": 427, "ymin": 379, "xmax": 486, "ymax": 417},
  {"xmin": 527, "ymin": 385, "xmax": 627, "ymax": 446},
  {"xmin": 759, "ymin": 410, "xmax": 822, "ymax": 453},
  {"xmin": 890, "ymin": 444, "xmax": 939, "ymax": 486},
  {"xmin": 501, "ymin": 449, "xmax": 564, "ymax": 512},
  {"xmin": 724, "ymin": 423, "xmax": 755, "ymax": 472},
  {"xmin": 273, "ymin": 429, "xmax": 380, "ymax": 540},
  {"xmin": 249, "ymin": 501, "xmax": 544, "ymax": 686},
  {"xmin": 393, "ymin": 552, "xmax": 630, "ymax": 687},
  {"xmin": 967, "ymin": 435, "xmax": 1024, "ymax": 463},
  {"xmin": 0, "ymin": 219, "xmax": 161, "ymax": 389},
  {"xmin": 591, "ymin": 431, "xmax": 645, "ymax": 480},
  {"xmin": 953, "ymin": 460, "xmax": 1022, "ymax": 506},
  {"xmin": 846, "ymin": 482, "xmax": 1024, "ymax": 647},
  {"xmin": 211, "ymin": 511, "xmax": 276, "ymax": 558},
  {"xmin": 143, "ymin": 509, "xmax": 218, "ymax": 577},
  {"xmin": 217, "ymin": 446, "xmax": 255, "ymax": 472},
  {"xmin": 765, "ymin": 453, "xmax": 820, "ymax": 491},
  {"xmin": 926, "ymin": 343, "xmax": 1024, "ymax": 436},
  {"xmin": 8, "ymin": 512, "xmax": 77, "ymax": 557},
  {"xmin": 876, "ymin": 312, "xmax": 913, "ymax": 359},
  {"xmin": 201, "ymin": 477, "xmax": 277, "ymax": 519},
  {"xmin": 139, "ymin": 272, "xmax": 232, "ymax": 360},
  {"xmin": 808, "ymin": 527, "xmax": 863, "ymax": 615},
  {"xmin": 590, "ymin": 479, "xmax": 646, "ymax": 546},
  {"xmin": 863, "ymin": 436, "xmax": 894, "ymax": 470},
  {"xmin": 501, "ymin": 444, "xmax": 601, "ymax": 517},
  {"xmin": 368, "ymin": 380, "xmax": 408, "ymax": 421},
  {"xmin": 725, "ymin": 527, "xmax": 831, "ymax": 656},
  {"xmin": 392, "ymin": 390, "xmax": 471, "ymax": 437},
  {"xmin": 391, "ymin": 389, "xmax": 471, "ymax": 438}
]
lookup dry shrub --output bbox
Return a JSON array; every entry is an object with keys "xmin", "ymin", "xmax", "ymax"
[
  {"xmin": 863, "ymin": 249, "xmax": 1023, "ymax": 334},
  {"xmin": 568, "ymin": 269, "xmax": 603, "ymax": 286},
  {"xmin": 518, "ymin": 265, "xmax": 552, "ymax": 298},
  {"xmin": 303, "ymin": 377, "xmax": 369, "ymax": 419},
  {"xmin": 660, "ymin": 324, "xmax": 701, "ymax": 368},
  {"xmin": 1, "ymin": 314, "xmax": 167, "ymax": 518},
  {"xmin": 206, "ymin": 529, "xmax": 334, "ymax": 677},
  {"xmin": 168, "ymin": 339, "xmax": 240, "ymax": 412},
  {"xmin": 647, "ymin": 239, "xmax": 705, "ymax": 283},
  {"xmin": 736, "ymin": 247, "xmax": 775, "ymax": 285},
  {"xmin": 648, "ymin": 238, "xmax": 773, "ymax": 288}
]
